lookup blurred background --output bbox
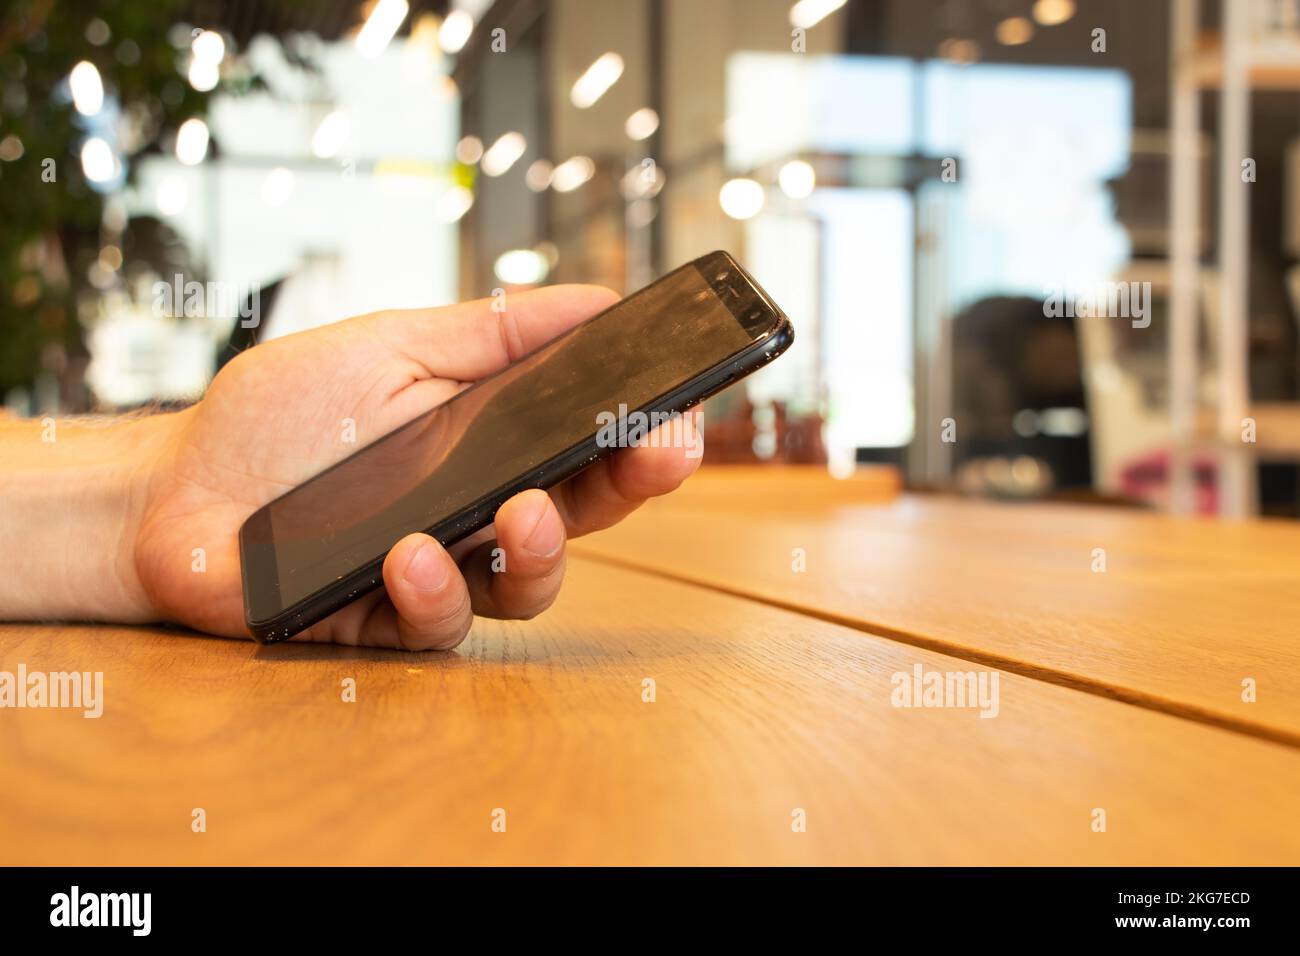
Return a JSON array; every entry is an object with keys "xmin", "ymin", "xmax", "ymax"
[{"xmin": 3, "ymin": 0, "xmax": 1299, "ymax": 518}]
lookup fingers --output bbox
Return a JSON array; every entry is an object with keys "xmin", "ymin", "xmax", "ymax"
[
  {"xmin": 367, "ymin": 285, "xmax": 620, "ymax": 382},
  {"xmin": 381, "ymin": 532, "xmax": 475, "ymax": 650},
  {"xmin": 553, "ymin": 409, "xmax": 703, "ymax": 538},
  {"xmin": 300, "ymin": 491, "xmax": 569, "ymax": 650},
  {"xmin": 361, "ymin": 490, "xmax": 567, "ymax": 649},
  {"xmin": 459, "ymin": 489, "xmax": 567, "ymax": 619}
]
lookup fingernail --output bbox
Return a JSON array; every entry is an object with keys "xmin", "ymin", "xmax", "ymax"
[
  {"xmin": 522, "ymin": 502, "xmax": 564, "ymax": 558},
  {"xmin": 403, "ymin": 540, "xmax": 450, "ymax": 592}
]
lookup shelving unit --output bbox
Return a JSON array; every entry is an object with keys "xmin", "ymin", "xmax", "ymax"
[{"xmin": 1169, "ymin": 0, "xmax": 1300, "ymax": 516}]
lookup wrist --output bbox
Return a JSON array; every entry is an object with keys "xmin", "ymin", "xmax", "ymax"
[{"xmin": 0, "ymin": 411, "xmax": 182, "ymax": 623}]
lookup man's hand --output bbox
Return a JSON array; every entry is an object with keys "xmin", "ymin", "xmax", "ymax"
[{"xmin": 0, "ymin": 286, "xmax": 702, "ymax": 649}]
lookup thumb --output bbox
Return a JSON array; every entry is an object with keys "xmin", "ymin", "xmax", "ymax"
[{"xmin": 365, "ymin": 284, "xmax": 620, "ymax": 381}]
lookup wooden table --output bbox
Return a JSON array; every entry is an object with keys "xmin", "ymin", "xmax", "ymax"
[{"xmin": 3, "ymin": 468, "xmax": 1299, "ymax": 865}]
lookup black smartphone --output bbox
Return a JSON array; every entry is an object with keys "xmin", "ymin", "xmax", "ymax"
[{"xmin": 239, "ymin": 250, "xmax": 793, "ymax": 642}]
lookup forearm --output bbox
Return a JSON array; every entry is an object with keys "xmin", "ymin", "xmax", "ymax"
[{"xmin": 0, "ymin": 413, "xmax": 176, "ymax": 622}]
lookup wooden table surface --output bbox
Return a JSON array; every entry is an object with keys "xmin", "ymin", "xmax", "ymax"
[{"xmin": 3, "ymin": 468, "xmax": 1299, "ymax": 865}]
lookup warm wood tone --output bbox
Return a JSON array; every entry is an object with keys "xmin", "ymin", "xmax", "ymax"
[
  {"xmin": 2, "ymin": 556, "xmax": 1298, "ymax": 865},
  {"xmin": 572, "ymin": 492, "xmax": 1300, "ymax": 745},
  {"xmin": 683, "ymin": 463, "xmax": 902, "ymax": 509}
]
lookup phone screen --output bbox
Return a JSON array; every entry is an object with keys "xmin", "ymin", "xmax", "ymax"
[{"xmin": 242, "ymin": 255, "xmax": 775, "ymax": 617}]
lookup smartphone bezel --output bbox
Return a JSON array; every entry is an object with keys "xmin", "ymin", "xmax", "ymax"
[{"xmin": 240, "ymin": 251, "xmax": 792, "ymax": 642}]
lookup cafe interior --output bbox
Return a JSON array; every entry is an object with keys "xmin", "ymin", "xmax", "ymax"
[
  {"xmin": 5, "ymin": 0, "xmax": 1300, "ymax": 870},
  {"xmin": 4, "ymin": 0, "xmax": 1300, "ymax": 519}
]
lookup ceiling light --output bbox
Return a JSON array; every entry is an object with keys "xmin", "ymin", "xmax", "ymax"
[
  {"xmin": 625, "ymin": 107, "xmax": 659, "ymax": 141},
  {"xmin": 439, "ymin": 10, "xmax": 474, "ymax": 54},
  {"xmin": 571, "ymin": 52, "xmax": 623, "ymax": 109},
  {"xmin": 525, "ymin": 159, "xmax": 554, "ymax": 191},
  {"xmin": 789, "ymin": 0, "xmax": 847, "ymax": 29},
  {"xmin": 80, "ymin": 138, "xmax": 116, "ymax": 183},
  {"xmin": 719, "ymin": 178, "xmax": 764, "ymax": 219},
  {"xmin": 937, "ymin": 37, "xmax": 980, "ymax": 65},
  {"xmin": 175, "ymin": 118, "xmax": 210, "ymax": 165},
  {"xmin": 188, "ymin": 56, "xmax": 219, "ymax": 91},
  {"xmin": 494, "ymin": 249, "xmax": 549, "ymax": 285},
  {"xmin": 69, "ymin": 61, "xmax": 104, "ymax": 116},
  {"xmin": 357, "ymin": 0, "xmax": 409, "ymax": 58},
  {"xmin": 455, "ymin": 135, "xmax": 483, "ymax": 164},
  {"xmin": 480, "ymin": 132, "xmax": 526, "ymax": 176},
  {"xmin": 777, "ymin": 160, "xmax": 816, "ymax": 199},
  {"xmin": 1032, "ymin": 0, "xmax": 1075, "ymax": 27},
  {"xmin": 996, "ymin": 16, "xmax": 1035, "ymax": 45},
  {"xmin": 551, "ymin": 156, "xmax": 595, "ymax": 192},
  {"xmin": 191, "ymin": 30, "xmax": 225, "ymax": 65}
]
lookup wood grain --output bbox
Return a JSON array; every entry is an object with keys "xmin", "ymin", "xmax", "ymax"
[
  {"xmin": 2, "ymin": 556, "xmax": 1298, "ymax": 865},
  {"xmin": 683, "ymin": 463, "xmax": 902, "ymax": 509},
  {"xmin": 571, "ymin": 490, "xmax": 1300, "ymax": 745}
]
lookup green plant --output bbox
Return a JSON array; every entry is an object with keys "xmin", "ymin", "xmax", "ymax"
[{"xmin": 0, "ymin": 0, "xmax": 214, "ymax": 399}]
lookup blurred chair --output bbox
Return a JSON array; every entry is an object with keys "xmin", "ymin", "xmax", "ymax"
[{"xmin": 950, "ymin": 295, "xmax": 1092, "ymax": 497}]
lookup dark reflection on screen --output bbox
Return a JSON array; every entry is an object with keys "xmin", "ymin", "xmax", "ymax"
[{"xmin": 252, "ymin": 261, "xmax": 755, "ymax": 608}]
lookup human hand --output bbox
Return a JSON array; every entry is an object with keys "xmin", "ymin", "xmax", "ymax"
[{"xmin": 124, "ymin": 286, "xmax": 701, "ymax": 649}]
